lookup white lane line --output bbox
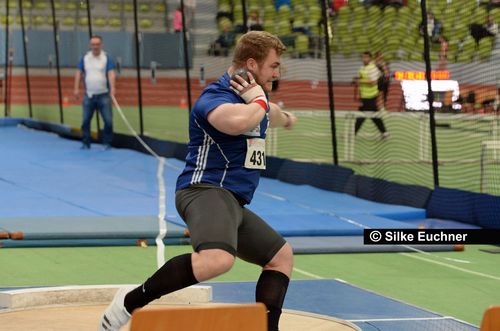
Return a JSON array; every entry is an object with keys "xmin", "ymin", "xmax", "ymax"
[
  {"xmin": 348, "ymin": 316, "xmax": 453, "ymax": 322},
  {"xmin": 400, "ymin": 252, "xmax": 500, "ymax": 281},
  {"xmin": 258, "ymin": 191, "xmax": 287, "ymax": 201},
  {"xmin": 293, "ymin": 267, "xmax": 324, "ymax": 279}
]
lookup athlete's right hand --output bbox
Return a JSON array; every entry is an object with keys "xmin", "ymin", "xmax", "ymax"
[{"xmin": 230, "ymin": 72, "xmax": 268, "ymax": 109}]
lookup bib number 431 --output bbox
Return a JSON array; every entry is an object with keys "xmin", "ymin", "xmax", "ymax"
[{"xmin": 245, "ymin": 138, "xmax": 266, "ymax": 169}]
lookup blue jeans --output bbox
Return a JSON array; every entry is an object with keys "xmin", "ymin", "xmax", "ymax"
[{"xmin": 81, "ymin": 93, "xmax": 113, "ymax": 145}]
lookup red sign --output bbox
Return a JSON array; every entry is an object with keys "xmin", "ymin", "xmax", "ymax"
[{"xmin": 394, "ymin": 71, "xmax": 450, "ymax": 80}]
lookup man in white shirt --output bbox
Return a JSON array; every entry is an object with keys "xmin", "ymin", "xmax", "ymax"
[{"xmin": 73, "ymin": 35, "xmax": 116, "ymax": 149}]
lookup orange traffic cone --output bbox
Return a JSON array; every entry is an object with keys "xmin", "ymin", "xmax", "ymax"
[
  {"xmin": 179, "ymin": 97, "xmax": 187, "ymax": 109},
  {"xmin": 63, "ymin": 96, "xmax": 70, "ymax": 107}
]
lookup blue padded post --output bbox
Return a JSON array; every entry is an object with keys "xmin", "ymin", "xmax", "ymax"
[
  {"xmin": 475, "ymin": 193, "xmax": 500, "ymax": 229},
  {"xmin": 355, "ymin": 175, "xmax": 432, "ymax": 208},
  {"xmin": 275, "ymin": 159, "xmax": 354, "ymax": 192},
  {"xmin": 426, "ymin": 187, "xmax": 477, "ymax": 225}
]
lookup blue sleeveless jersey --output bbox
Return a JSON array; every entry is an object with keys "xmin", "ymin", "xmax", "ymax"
[{"xmin": 175, "ymin": 72, "xmax": 269, "ymax": 204}]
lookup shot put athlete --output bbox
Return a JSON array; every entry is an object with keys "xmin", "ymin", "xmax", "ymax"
[{"xmin": 99, "ymin": 30, "xmax": 297, "ymax": 331}]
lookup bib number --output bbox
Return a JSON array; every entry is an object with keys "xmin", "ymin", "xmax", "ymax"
[{"xmin": 245, "ymin": 138, "xmax": 266, "ymax": 169}]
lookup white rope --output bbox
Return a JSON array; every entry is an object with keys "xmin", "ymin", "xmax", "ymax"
[{"xmin": 112, "ymin": 96, "xmax": 167, "ymax": 269}]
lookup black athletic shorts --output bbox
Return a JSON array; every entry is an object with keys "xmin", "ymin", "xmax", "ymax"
[{"xmin": 175, "ymin": 184, "xmax": 287, "ymax": 267}]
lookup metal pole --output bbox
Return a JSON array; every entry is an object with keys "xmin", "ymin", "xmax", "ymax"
[
  {"xmin": 3, "ymin": 0, "xmax": 10, "ymax": 117},
  {"xmin": 133, "ymin": 0, "xmax": 144, "ymax": 134},
  {"xmin": 421, "ymin": 0, "xmax": 439, "ymax": 187},
  {"xmin": 320, "ymin": 0, "xmax": 338, "ymax": 165},
  {"xmin": 241, "ymin": 0, "xmax": 248, "ymax": 33},
  {"xmin": 18, "ymin": 0, "xmax": 33, "ymax": 118},
  {"xmin": 50, "ymin": 0, "xmax": 64, "ymax": 124},
  {"xmin": 180, "ymin": 0, "xmax": 192, "ymax": 113},
  {"xmin": 85, "ymin": 0, "xmax": 101, "ymax": 137},
  {"xmin": 85, "ymin": 0, "xmax": 92, "ymax": 37}
]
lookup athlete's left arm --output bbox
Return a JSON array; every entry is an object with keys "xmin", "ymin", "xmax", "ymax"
[{"xmin": 268, "ymin": 102, "xmax": 297, "ymax": 129}]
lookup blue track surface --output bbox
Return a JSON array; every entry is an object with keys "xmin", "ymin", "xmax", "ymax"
[
  {"xmin": 209, "ymin": 279, "xmax": 478, "ymax": 330},
  {"xmin": 0, "ymin": 125, "xmax": 430, "ymax": 244}
]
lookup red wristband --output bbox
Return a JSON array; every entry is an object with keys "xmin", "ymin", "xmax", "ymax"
[{"xmin": 253, "ymin": 99, "xmax": 268, "ymax": 111}]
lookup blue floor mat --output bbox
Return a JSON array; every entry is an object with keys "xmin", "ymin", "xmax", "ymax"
[
  {"xmin": 0, "ymin": 237, "xmax": 191, "ymax": 248},
  {"xmin": 402, "ymin": 218, "xmax": 482, "ymax": 229},
  {"xmin": 0, "ymin": 124, "xmax": 433, "ymax": 247},
  {"xmin": 256, "ymin": 181, "xmax": 426, "ymax": 220},
  {"xmin": 261, "ymin": 213, "xmax": 417, "ymax": 237},
  {"xmin": 208, "ymin": 279, "xmax": 477, "ymax": 330},
  {"xmin": 286, "ymin": 236, "xmax": 458, "ymax": 253},
  {"xmin": 0, "ymin": 217, "xmax": 186, "ymax": 240}
]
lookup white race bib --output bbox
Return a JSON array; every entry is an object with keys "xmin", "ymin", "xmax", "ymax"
[{"xmin": 244, "ymin": 138, "xmax": 266, "ymax": 169}]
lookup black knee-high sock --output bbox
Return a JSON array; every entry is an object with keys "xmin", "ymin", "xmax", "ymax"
[
  {"xmin": 255, "ymin": 270, "xmax": 290, "ymax": 331},
  {"xmin": 124, "ymin": 253, "xmax": 198, "ymax": 313}
]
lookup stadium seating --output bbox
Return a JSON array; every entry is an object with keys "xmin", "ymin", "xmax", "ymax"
[
  {"xmin": 233, "ymin": 4, "xmax": 244, "ymax": 26},
  {"xmin": 33, "ymin": 15, "xmax": 45, "ymax": 26},
  {"xmin": 153, "ymin": 3, "xmax": 166, "ymax": 13},
  {"xmin": 457, "ymin": 37, "xmax": 476, "ymax": 63},
  {"xmin": 7, "ymin": 0, "xmax": 17, "ymax": 9},
  {"xmin": 34, "ymin": 0, "xmax": 48, "ymax": 10},
  {"xmin": 63, "ymin": 1, "xmax": 77, "ymax": 11},
  {"xmin": 79, "ymin": 1, "xmax": 88, "ymax": 10},
  {"xmin": 293, "ymin": 3, "xmax": 305, "ymax": 23},
  {"xmin": 61, "ymin": 16, "xmax": 75, "ymax": 27},
  {"xmin": 21, "ymin": 0, "xmax": 32, "ymax": 9},
  {"xmin": 278, "ymin": 4, "xmax": 291, "ymax": 23},
  {"xmin": 78, "ymin": 17, "xmax": 89, "ymax": 27},
  {"xmin": 277, "ymin": 19, "xmax": 292, "ymax": 36},
  {"xmin": 491, "ymin": 8, "xmax": 500, "ymax": 24},
  {"xmin": 139, "ymin": 3, "xmax": 150, "ymax": 13},
  {"xmin": 93, "ymin": 17, "xmax": 107, "ymax": 28},
  {"xmin": 473, "ymin": 7, "xmax": 488, "ymax": 24},
  {"xmin": 139, "ymin": 18, "xmax": 153, "ymax": 29},
  {"xmin": 2, "ymin": 0, "xmax": 495, "ymax": 61},
  {"xmin": 0, "ymin": 0, "xmax": 168, "ymax": 32},
  {"xmin": 108, "ymin": 17, "xmax": 123, "ymax": 29},
  {"xmin": 0, "ymin": 14, "xmax": 13, "ymax": 25},
  {"xmin": 124, "ymin": 3, "xmax": 134, "ymax": 12},
  {"xmin": 477, "ymin": 37, "xmax": 494, "ymax": 61},
  {"xmin": 108, "ymin": 3, "xmax": 121, "ymax": 12},
  {"xmin": 249, "ymin": 0, "xmax": 499, "ymax": 61},
  {"xmin": 263, "ymin": 3, "xmax": 276, "ymax": 22},
  {"xmin": 294, "ymin": 33, "xmax": 309, "ymax": 57}
]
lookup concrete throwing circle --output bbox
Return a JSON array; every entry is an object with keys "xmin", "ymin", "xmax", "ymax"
[{"xmin": 0, "ymin": 304, "xmax": 360, "ymax": 331}]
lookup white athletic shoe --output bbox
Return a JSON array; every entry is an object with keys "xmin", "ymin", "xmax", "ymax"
[{"xmin": 98, "ymin": 287, "xmax": 133, "ymax": 331}]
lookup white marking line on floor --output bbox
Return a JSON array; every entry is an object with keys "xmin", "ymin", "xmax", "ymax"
[
  {"xmin": 403, "ymin": 245, "xmax": 471, "ymax": 264},
  {"xmin": 293, "ymin": 267, "xmax": 324, "ymax": 280},
  {"xmin": 348, "ymin": 316, "xmax": 453, "ymax": 322},
  {"xmin": 400, "ymin": 252, "xmax": 500, "ymax": 281},
  {"xmin": 257, "ymin": 191, "xmax": 287, "ymax": 201}
]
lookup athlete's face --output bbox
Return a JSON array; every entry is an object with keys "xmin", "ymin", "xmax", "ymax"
[
  {"xmin": 248, "ymin": 49, "xmax": 281, "ymax": 93},
  {"xmin": 90, "ymin": 37, "xmax": 102, "ymax": 56}
]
